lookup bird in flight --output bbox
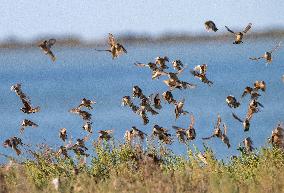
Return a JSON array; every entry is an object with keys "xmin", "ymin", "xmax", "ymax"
[
  {"xmin": 152, "ymin": 125, "xmax": 172, "ymax": 144},
  {"xmin": 204, "ymin": 21, "xmax": 218, "ymax": 32},
  {"xmin": 38, "ymin": 39, "xmax": 56, "ymax": 62},
  {"xmin": 59, "ymin": 128, "xmax": 67, "ymax": 142},
  {"xmin": 95, "ymin": 33, "xmax": 127, "ymax": 59},
  {"xmin": 11, "ymin": 84, "xmax": 40, "ymax": 114},
  {"xmin": 20, "ymin": 119, "xmax": 38, "ymax": 133},
  {"xmin": 155, "ymin": 56, "xmax": 169, "ymax": 70},
  {"xmin": 225, "ymin": 23, "xmax": 252, "ymax": 44},
  {"xmin": 174, "ymin": 99, "xmax": 189, "ymax": 120},
  {"xmin": 3, "ymin": 137, "xmax": 23, "ymax": 155},
  {"xmin": 226, "ymin": 95, "xmax": 240, "ymax": 108},
  {"xmin": 98, "ymin": 129, "xmax": 113, "ymax": 141},
  {"xmin": 249, "ymin": 42, "xmax": 282, "ymax": 64},
  {"xmin": 78, "ymin": 98, "xmax": 96, "ymax": 110},
  {"xmin": 202, "ymin": 115, "xmax": 230, "ymax": 148},
  {"xmin": 172, "ymin": 114, "xmax": 197, "ymax": 143},
  {"xmin": 124, "ymin": 126, "xmax": 147, "ymax": 143},
  {"xmin": 190, "ymin": 64, "xmax": 213, "ymax": 86},
  {"xmin": 172, "ymin": 60, "xmax": 185, "ymax": 71}
]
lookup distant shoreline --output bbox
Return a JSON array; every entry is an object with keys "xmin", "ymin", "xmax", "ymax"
[{"xmin": 0, "ymin": 29, "xmax": 284, "ymax": 49}]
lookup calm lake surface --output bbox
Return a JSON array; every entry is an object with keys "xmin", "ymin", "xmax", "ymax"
[{"xmin": 0, "ymin": 38, "xmax": 284, "ymax": 160}]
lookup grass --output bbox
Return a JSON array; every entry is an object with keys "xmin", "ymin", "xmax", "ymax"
[{"xmin": 1, "ymin": 139, "xmax": 284, "ymax": 193}]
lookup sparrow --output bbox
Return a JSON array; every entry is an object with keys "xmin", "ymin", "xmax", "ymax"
[
  {"xmin": 250, "ymin": 42, "xmax": 282, "ymax": 64},
  {"xmin": 152, "ymin": 125, "xmax": 172, "ymax": 144},
  {"xmin": 95, "ymin": 33, "xmax": 127, "ymax": 59},
  {"xmin": 78, "ymin": 98, "xmax": 96, "ymax": 110},
  {"xmin": 38, "ymin": 39, "xmax": 56, "ymax": 62},
  {"xmin": 3, "ymin": 137, "xmax": 23, "ymax": 155},
  {"xmin": 174, "ymin": 99, "xmax": 189, "ymax": 120},
  {"xmin": 59, "ymin": 128, "xmax": 67, "ymax": 142},
  {"xmin": 20, "ymin": 119, "xmax": 38, "ymax": 133},
  {"xmin": 204, "ymin": 21, "xmax": 218, "ymax": 32},
  {"xmin": 226, "ymin": 95, "xmax": 240, "ymax": 108},
  {"xmin": 225, "ymin": 23, "xmax": 252, "ymax": 44}
]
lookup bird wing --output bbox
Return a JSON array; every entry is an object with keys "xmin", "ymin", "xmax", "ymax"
[
  {"xmin": 190, "ymin": 114, "xmax": 195, "ymax": 128},
  {"xmin": 108, "ymin": 33, "xmax": 116, "ymax": 46},
  {"xmin": 47, "ymin": 39, "xmax": 56, "ymax": 47},
  {"xmin": 232, "ymin": 113, "xmax": 243, "ymax": 123},
  {"xmin": 257, "ymin": 101, "xmax": 264, "ymax": 108},
  {"xmin": 249, "ymin": 56, "xmax": 264, "ymax": 61},
  {"xmin": 134, "ymin": 62, "xmax": 148, "ymax": 67},
  {"xmin": 243, "ymin": 23, "xmax": 252, "ymax": 33},
  {"xmin": 223, "ymin": 123, "xmax": 228, "ymax": 135},
  {"xmin": 172, "ymin": 126, "xmax": 181, "ymax": 130},
  {"xmin": 269, "ymin": 41, "xmax": 282, "ymax": 53},
  {"xmin": 202, "ymin": 135, "xmax": 214, "ymax": 140},
  {"xmin": 94, "ymin": 49, "xmax": 111, "ymax": 52},
  {"xmin": 120, "ymin": 44, "xmax": 127, "ymax": 53},
  {"xmin": 216, "ymin": 114, "xmax": 222, "ymax": 128},
  {"xmin": 241, "ymin": 87, "xmax": 251, "ymax": 98},
  {"xmin": 22, "ymin": 99, "xmax": 31, "ymax": 109},
  {"xmin": 225, "ymin": 26, "xmax": 235, "ymax": 34}
]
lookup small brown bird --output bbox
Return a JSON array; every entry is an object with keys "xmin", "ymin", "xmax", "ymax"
[
  {"xmin": 20, "ymin": 119, "xmax": 38, "ymax": 133},
  {"xmin": 11, "ymin": 84, "xmax": 40, "ymax": 114},
  {"xmin": 125, "ymin": 126, "xmax": 147, "ymax": 143},
  {"xmin": 202, "ymin": 115, "xmax": 222, "ymax": 140},
  {"xmin": 191, "ymin": 64, "xmax": 213, "ymax": 86},
  {"xmin": 194, "ymin": 64, "xmax": 207, "ymax": 74},
  {"xmin": 150, "ymin": 93, "xmax": 162, "ymax": 110},
  {"xmin": 172, "ymin": 126, "xmax": 187, "ymax": 143},
  {"xmin": 132, "ymin": 86, "xmax": 145, "ymax": 99},
  {"xmin": 136, "ymin": 109, "xmax": 149, "ymax": 125},
  {"xmin": 38, "ymin": 39, "xmax": 56, "ymax": 62},
  {"xmin": 140, "ymin": 97, "xmax": 159, "ymax": 115},
  {"xmin": 202, "ymin": 115, "xmax": 230, "ymax": 148},
  {"xmin": 241, "ymin": 86, "xmax": 261, "ymax": 100},
  {"xmin": 121, "ymin": 96, "xmax": 132, "ymax": 106},
  {"xmin": 172, "ymin": 114, "xmax": 196, "ymax": 143},
  {"xmin": 162, "ymin": 91, "xmax": 177, "ymax": 104},
  {"xmin": 204, "ymin": 21, "xmax": 218, "ymax": 32},
  {"xmin": 174, "ymin": 99, "xmax": 189, "ymax": 120},
  {"xmin": 134, "ymin": 62, "xmax": 158, "ymax": 71},
  {"xmin": 172, "ymin": 60, "xmax": 185, "ymax": 71},
  {"xmin": 95, "ymin": 33, "xmax": 127, "ymax": 59},
  {"xmin": 82, "ymin": 122, "xmax": 93, "ymax": 133},
  {"xmin": 71, "ymin": 136, "xmax": 90, "ymax": 157},
  {"xmin": 98, "ymin": 129, "xmax": 113, "ymax": 141},
  {"xmin": 226, "ymin": 95, "xmax": 240, "ymax": 108},
  {"xmin": 254, "ymin": 81, "xmax": 266, "ymax": 92},
  {"xmin": 3, "ymin": 137, "xmax": 23, "ymax": 155},
  {"xmin": 221, "ymin": 123, "xmax": 230, "ymax": 148},
  {"xmin": 268, "ymin": 123, "xmax": 284, "ymax": 149},
  {"xmin": 225, "ymin": 23, "xmax": 252, "ymax": 44},
  {"xmin": 121, "ymin": 96, "xmax": 139, "ymax": 113},
  {"xmin": 242, "ymin": 137, "xmax": 254, "ymax": 154},
  {"xmin": 59, "ymin": 128, "xmax": 67, "ymax": 142},
  {"xmin": 249, "ymin": 42, "xmax": 281, "ymax": 64},
  {"xmin": 134, "ymin": 61, "xmax": 166, "ymax": 79},
  {"xmin": 152, "ymin": 125, "xmax": 172, "ymax": 144},
  {"xmin": 57, "ymin": 145, "xmax": 69, "ymax": 158},
  {"xmin": 151, "ymin": 68, "xmax": 167, "ymax": 80},
  {"xmin": 163, "ymin": 79, "xmax": 196, "ymax": 91},
  {"xmin": 232, "ymin": 113, "xmax": 250, "ymax": 132},
  {"xmin": 69, "ymin": 108, "xmax": 92, "ymax": 121},
  {"xmin": 155, "ymin": 56, "xmax": 169, "ymax": 70},
  {"xmin": 78, "ymin": 98, "xmax": 96, "ymax": 110}
]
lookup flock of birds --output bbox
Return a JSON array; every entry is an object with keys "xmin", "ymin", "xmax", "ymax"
[{"xmin": 2, "ymin": 20, "xmax": 284, "ymax": 160}]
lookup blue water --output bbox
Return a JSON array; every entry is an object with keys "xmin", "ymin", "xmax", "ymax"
[{"xmin": 0, "ymin": 38, "xmax": 284, "ymax": 161}]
